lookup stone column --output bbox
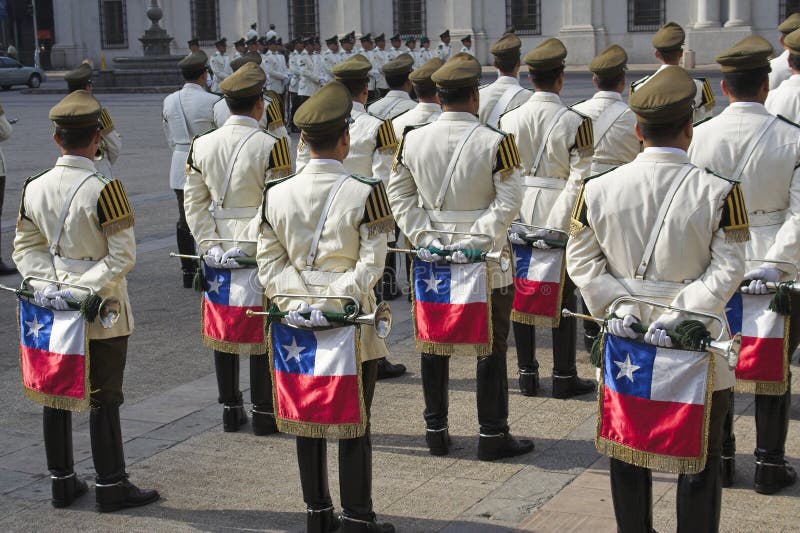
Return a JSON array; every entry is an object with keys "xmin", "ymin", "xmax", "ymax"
[
  {"xmin": 725, "ymin": 0, "xmax": 751, "ymax": 27},
  {"xmin": 694, "ymin": 0, "xmax": 721, "ymax": 29},
  {"xmin": 558, "ymin": 0, "xmax": 599, "ymax": 65},
  {"xmin": 50, "ymin": 0, "xmax": 85, "ymax": 68}
]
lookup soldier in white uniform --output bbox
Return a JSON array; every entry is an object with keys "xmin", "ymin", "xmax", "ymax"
[
  {"xmin": 499, "ymin": 38, "xmax": 596, "ymax": 399},
  {"xmin": 769, "ymin": 13, "xmax": 800, "ymax": 90},
  {"xmin": 387, "ymin": 34, "xmax": 403, "ymax": 61},
  {"xmin": 162, "ymin": 53, "xmax": 219, "ymax": 288},
  {"xmin": 629, "ymin": 22, "xmax": 715, "ymax": 123},
  {"xmin": 14, "ymin": 91, "xmax": 159, "ymax": 512},
  {"xmin": 339, "ymin": 31, "xmax": 357, "ymax": 61},
  {"xmin": 209, "ymin": 38, "xmax": 232, "ymax": 93},
  {"xmin": 232, "ymin": 38, "xmax": 246, "ymax": 59},
  {"xmin": 359, "ymin": 34, "xmax": 379, "ymax": 102},
  {"xmin": 185, "ymin": 64, "xmax": 292, "ymax": 436},
  {"xmin": 298, "ymin": 37, "xmax": 323, "ymax": 107},
  {"xmin": 374, "ymin": 34, "xmax": 389, "ymax": 96},
  {"xmin": 245, "ymin": 23, "xmax": 257, "ymax": 42},
  {"xmin": 478, "ymin": 32, "xmax": 531, "ymax": 127},
  {"xmin": 368, "ymin": 53, "xmax": 416, "ymax": 120},
  {"xmin": 459, "ymin": 35, "xmax": 473, "ymax": 57},
  {"xmin": 766, "ymin": 27, "xmax": 800, "ymax": 121},
  {"xmin": 388, "ymin": 53, "xmax": 533, "ymax": 461},
  {"xmin": 288, "ymin": 37, "xmax": 303, "ymax": 131},
  {"xmin": 436, "ymin": 30, "xmax": 452, "ymax": 62},
  {"xmin": 567, "ymin": 66, "xmax": 745, "ymax": 533},
  {"xmin": 404, "ymin": 37, "xmax": 420, "ymax": 68},
  {"xmin": 265, "ymin": 37, "xmax": 288, "ymax": 118},
  {"xmin": 391, "ymin": 58, "xmax": 443, "ymax": 140},
  {"xmin": 321, "ymin": 35, "xmax": 342, "ymax": 82},
  {"xmin": 689, "ymin": 36, "xmax": 800, "ymax": 495},
  {"xmin": 418, "ymin": 37, "xmax": 434, "ymax": 65},
  {"xmin": 0, "ymin": 101, "xmax": 13, "ymax": 274}
]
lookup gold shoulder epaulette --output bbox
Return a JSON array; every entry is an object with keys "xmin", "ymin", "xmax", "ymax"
[
  {"xmin": 99, "ymin": 108, "xmax": 114, "ymax": 132},
  {"xmin": 719, "ymin": 181, "xmax": 750, "ymax": 243},
  {"xmin": 362, "ymin": 180, "xmax": 395, "ymax": 236},
  {"xmin": 97, "ymin": 179, "xmax": 134, "ymax": 236},
  {"xmin": 268, "ymin": 136, "xmax": 292, "ymax": 172},
  {"xmin": 698, "ymin": 78, "xmax": 715, "ymax": 110},
  {"xmin": 570, "ymin": 183, "xmax": 590, "ymax": 237},
  {"xmin": 495, "ymin": 133, "xmax": 521, "ymax": 176},
  {"xmin": 574, "ymin": 117, "xmax": 594, "ymax": 156},
  {"xmin": 375, "ymin": 119, "xmax": 398, "ymax": 152},
  {"xmin": 266, "ymin": 97, "xmax": 284, "ymax": 127}
]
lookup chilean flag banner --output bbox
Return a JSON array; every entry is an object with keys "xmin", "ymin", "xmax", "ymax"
[
  {"xmin": 511, "ymin": 244, "xmax": 566, "ymax": 328},
  {"xmin": 19, "ymin": 300, "xmax": 89, "ymax": 411},
  {"xmin": 596, "ymin": 334, "xmax": 714, "ymax": 474},
  {"xmin": 202, "ymin": 264, "xmax": 266, "ymax": 355},
  {"xmin": 412, "ymin": 258, "xmax": 491, "ymax": 356},
  {"xmin": 725, "ymin": 292, "xmax": 788, "ymax": 395},
  {"xmin": 269, "ymin": 321, "xmax": 366, "ymax": 438}
]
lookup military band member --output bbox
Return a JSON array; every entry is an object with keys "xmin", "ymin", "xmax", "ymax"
[
  {"xmin": 459, "ymin": 35, "xmax": 473, "ymax": 57},
  {"xmin": 340, "ymin": 31, "xmax": 357, "ymax": 61},
  {"xmin": 245, "ymin": 35, "xmax": 259, "ymax": 54},
  {"xmin": 769, "ymin": 13, "xmax": 800, "ymax": 90},
  {"xmin": 233, "ymin": 37, "xmax": 247, "ymax": 59},
  {"xmin": 265, "ymin": 23, "xmax": 277, "ymax": 42},
  {"xmin": 298, "ymin": 37, "xmax": 323, "ymax": 108},
  {"xmin": 418, "ymin": 37, "xmax": 434, "ymax": 65},
  {"xmin": 374, "ymin": 34, "xmax": 389, "ymax": 96},
  {"xmin": 289, "ymin": 37, "xmax": 303, "ymax": 131},
  {"xmin": 689, "ymin": 36, "xmax": 800, "ymax": 494},
  {"xmin": 567, "ymin": 66, "xmax": 745, "ymax": 533},
  {"xmin": 766, "ymin": 27, "xmax": 800, "ymax": 121},
  {"xmin": 265, "ymin": 37, "xmax": 289, "ymax": 115},
  {"xmin": 322, "ymin": 35, "xmax": 342, "ymax": 81},
  {"xmin": 499, "ymin": 38, "xmax": 596, "ymax": 399},
  {"xmin": 257, "ymin": 81, "xmax": 396, "ymax": 533},
  {"xmin": 245, "ymin": 22, "xmax": 258, "ymax": 42},
  {"xmin": 360, "ymin": 34, "xmax": 379, "ymax": 101},
  {"xmin": 629, "ymin": 22, "xmax": 715, "ymax": 123},
  {"xmin": 478, "ymin": 32, "xmax": 531, "ymax": 127},
  {"xmin": 184, "ymin": 63, "xmax": 291, "ymax": 435},
  {"xmin": 209, "ymin": 37, "xmax": 232, "ymax": 93},
  {"xmin": 162, "ymin": 53, "xmax": 219, "ymax": 288},
  {"xmin": 64, "ymin": 63, "xmax": 122, "ymax": 180},
  {"xmin": 405, "ymin": 37, "xmax": 419, "ymax": 67},
  {"xmin": 14, "ymin": 91, "xmax": 159, "ymax": 511},
  {"xmin": 436, "ymin": 30, "xmax": 452, "ymax": 62},
  {"xmin": 391, "ymin": 58, "xmax": 444, "ymax": 140},
  {"xmin": 387, "ymin": 34, "xmax": 403, "ymax": 61},
  {"xmin": 0, "ymin": 101, "xmax": 14, "ymax": 274},
  {"xmin": 388, "ymin": 53, "xmax": 534, "ymax": 460},
  {"xmin": 188, "ymin": 37, "xmax": 200, "ymax": 54},
  {"xmin": 368, "ymin": 53, "xmax": 416, "ymax": 119}
]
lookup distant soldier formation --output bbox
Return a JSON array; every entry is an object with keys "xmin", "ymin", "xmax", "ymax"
[{"xmin": 6, "ymin": 14, "xmax": 800, "ymax": 533}]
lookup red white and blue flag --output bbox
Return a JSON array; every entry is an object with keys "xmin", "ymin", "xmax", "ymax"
[
  {"xmin": 412, "ymin": 258, "xmax": 491, "ymax": 356},
  {"xmin": 725, "ymin": 292, "xmax": 788, "ymax": 395},
  {"xmin": 19, "ymin": 299, "xmax": 89, "ymax": 411},
  {"xmin": 511, "ymin": 245, "xmax": 565, "ymax": 327},
  {"xmin": 270, "ymin": 321, "xmax": 365, "ymax": 438},
  {"xmin": 597, "ymin": 334, "xmax": 714, "ymax": 473},
  {"xmin": 202, "ymin": 264, "xmax": 266, "ymax": 354}
]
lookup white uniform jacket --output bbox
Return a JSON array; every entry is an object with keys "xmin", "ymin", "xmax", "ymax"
[
  {"xmin": 765, "ymin": 74, "xmax": 800, "ymax": 122},
  {"xmin": 209, "ymin": 52, "xmax": 232, "ymax": 93},
  {"xmin": 367, "ymin": 90, "xmax": 417, "ymax": 120},
  {"xmin": 769, "ymin": 49, "xmax": 791, "ymax": 90},
  {"xmin": 391, "ymin": 102, "xmax": 442, "ymax": 140},
  {"xmin": 571, "ymin": 91, "xmax": 640, "ymax": 174},
  {"xmin": 478, "ymin": 75, "xmax": 531, "ymax": 128}
]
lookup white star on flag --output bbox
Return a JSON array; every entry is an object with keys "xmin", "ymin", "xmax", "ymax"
[
  {"xmin": 25, "ymin": 316, "xmax": 44, "ymax": 340},
  {"xmin": 207, "ymin": 276, "xmax": 223, "ymax": 295},
  {"xmin": 614, "ymin": 353, "xmax": 640, "ymax": 383},
  {"xmin": 282, "ymin": 338, "xmax": 306, "ymax": 363},
  {"xmin": 424, "ymin": 272, "xmax": 442, "ymax": 293}
]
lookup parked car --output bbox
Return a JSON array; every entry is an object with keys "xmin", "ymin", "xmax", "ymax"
[{"xmin": 0, "ymin": 57, "xmax": 46, "ymax": 89}]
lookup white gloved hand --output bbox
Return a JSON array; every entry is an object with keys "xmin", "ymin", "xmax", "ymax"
[
  {"xmin": 531, "ymin": 229, "xmax": 553, "ymax": 250},
  {"xmin": 286, "ymin": 302, "xmax": 311, "ymax": 327},
  {"xmin": 221, "ymin": 247, "xmax": 246, "ymax": 269},
  {"xmin": 307, "ymin": 306, "xmax": 330, "ymax": 327},
  {"xmin": 532, "ymin": 239, "xmax": 552, "ymax": 250},
  {"xmin": 450, "ymin": 250, "xmax": 469, "ymax": 264},
  {"xmin": 49, "ymin": 294, "xmax": 71, "ymax": 311},
  {"xmin": 508, "ymin": 232, "xmax": 526, "ymax": 246},
  {"xmin": 203, "ymin": 245, "xmax": 225, "ymax": 268},
  {"xmin": 416, "ymin": 238, "xmax": 443, "ymax": 263},
  {"xmin": 644, "ymin": 321, "xmax": 673, "ymax": 347},
  {"xmin": 743, "ymin": 279, "xmax": 768, "ymax": 295},
  {"xmin": 744, "ymin": 266, "xmax": 781, "ymax": 282},
  {"xmin": 33, "ymin": 283, "xmax": 58, "ymax": 308},
  {"xmin": 607, "ymin": 314, "xmax": 639, "ymax": 339}
]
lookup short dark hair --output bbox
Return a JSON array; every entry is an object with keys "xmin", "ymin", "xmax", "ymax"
[
  {"xmin": 494, "ymin": 56, "xmax": 519, "ymax": 75},
  {"xmin": 225, "ymin": 93, "xmax": 262, "ymax": 114},
  {"xmin": 302, "ymin": 126, "xmax": 348, "ymax": 152},
  {"xmin": 413, "ymin": 83, "xmax": 437, "ymax": 99},
  {"xmin": 789, "ymin": 53, "xmax": 800, "ymax": 72},
  {"xmin": 340, "ymin": 78, "xmax": 369, "ymax": 98},
  {"xmin": 657, "ymin": 49, "xmax": 682, "ymax": 63},
  {"xmin": 55, "ymin": 125, "xmax": 99, "ymax": 150},
  {"xmin": 182, "ymin": 67, "xmax": 207, "ymax": 81},
  {"xmin": 637, "ymin": 115, "xmax": 692, "ymax": 145},
  {"xmin": 595, "ymin": 72, "xmax": 625, "ymax": 91},
  {"xmin": 385, "ymin": 73, "xmax": 410, "ymax": 90},
  {"xmin": 529, "ymin": 67, "xmax": 564, "ymax": 90},
  {"xmin": 722, "ymin": 66, "xmax": 770, "ymax": 99},
  {"xmin": 67, "ymin": 81, "xmax": 88, "ymax": 93},
  {"xmin": 437, "ymin": 85, "xmax": 476, "ymax": 106}
]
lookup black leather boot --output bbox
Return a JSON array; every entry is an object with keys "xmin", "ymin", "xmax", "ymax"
[
  {"xmin": 421, "ymin": 354, "xmax": 449, "ymax": 455},
  {"xmin": 176, "ymin": 222, "xmax": 197, "ymax": 289},
  {"xmin": 609, "ymin": 458, "xmax": 653, "ymax": 533},
  {"xmin": 477, "ymin": 432, "xmax": 534, "ymax": 461},
  {"xmin": 512, "ymin": 321, "xmax": 539, "ymax": 396},
  {"xmin": 375, "ymin": 357, "xmax": 406, "ymax": 380},
  {"xmin": 214, "ymin": 351, "xmax": 247, "ymax": 431},
  {"xmin": 307, "ymin": 507, "xmax": 341, "ymax": 532},
  {"xmin": 297, "ymin": 436, "xmax": 335, "ymax": 517},
  {"xmin": 340, "ymin": 517, "xmax": 395, "ymax": 533},
  {"xmin": 339, "ymin": 427, "xmax": 383, "ymax": 527},
  {"xmin": 552, "ymin": 293, "xmax": 595, "ymax": 399},
  {"xmin": 250, "ymin": 354, "xmax": 278, "ymax": 436},
  {"xmin": 91, "ymin": 406, "xmax": 159, "ymax": 512},
  {"xmin": 722, "ymin": 390, "xmax": 736, "ymax": 488},
  {"xmin": 44, "ymin": 407, "xmax": 88, "ymax": 508},
  {"xmin": 677, "ymin": 456, "xmax": 722, "ymax": 532},
  {"xmin": 754, "ymin": 384, "xmax": 795, "ymax": 494}
]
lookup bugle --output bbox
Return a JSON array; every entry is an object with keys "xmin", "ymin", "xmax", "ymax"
[
  {"xmin": 169, "ymin": 238, "xmax": 259, "ymax": 267},
  {"xmin": 393, "ymin": 230, "xmax": 511, "ymax": 272},
  {"xmin": 509, "ymin": 222, "xmax": 569, "ymax": 249},
  {"xmin": 739, "ymin": 258, "xmax": 799, "ymax": 293}
]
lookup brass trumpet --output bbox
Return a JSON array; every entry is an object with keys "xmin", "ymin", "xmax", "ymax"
[
  {"xmin": 170, "ymin": 238, "xmax": 259, "ymax": 267},
  {"xmin": 508, "ymin": 222, "xmax": 569, "ymax": 249},
  {"xmin": 245, "ymin": 294, "xmax": 393, "ymax": 339},
  {"xmin": 740, "ymin": 258, "xmax": 799, "ymax": 293},
  {"xmin": 392, "ymin": 230, "xmax": 511, "ymax": 272}
]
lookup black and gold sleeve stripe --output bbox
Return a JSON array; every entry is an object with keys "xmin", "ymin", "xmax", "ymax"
[
  {"xmin": 494, "ymin": 133, "xmax": 521, "ymax": 176},
  {"xmin": 375, "ymin": 119, "xmax": 399, "ymax": 151},
  {"xmin": 266, "ymin": 97, "xmax": 284, "ymax": 127},
  {"xmin": 362, "ymin": 181, "xmax": 395, "ymax": 235},
  {"xmin": 719, "ymin": 182, "xmax": 750, "ymax": 243},
  {"xmin": 97, "ymin": 179, "xmax": 134, "ymax": 236},
  {"xmin": 700, "ymin": 78, "xmax": 715, "ymax": 110},
  {"xmin": 569, "ymin": 183, "xmax": 590, "ymax": 237},
  {"xmin": 268, "ymin": 137, "xmax": 292, "ymax": 172},
  {"xmin": 99, "ymin": 108, "xmax": 114, "ymax": 132},
  {"xmin": 574, "ymin": 117, "xmax": 594, "ymax": 155}
]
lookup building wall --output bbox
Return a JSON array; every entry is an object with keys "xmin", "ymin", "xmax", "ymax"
[{"xmin": 50, "ymin": 0, "xmax": 789, "ymax": 69}]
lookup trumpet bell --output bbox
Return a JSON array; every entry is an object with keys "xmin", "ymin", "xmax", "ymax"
[
  {"xmin": 706, "ymin": 332, "xmax": 741, "ymax": 370},
  {"xmin": 98, "ymin": 297, "xmax": 122, "ymax": 329},
  {"xmin": 485, "ymin": 249, "xmax": 511, "ymax": 273},
  {"xmin": 372, "ymin": 301, "xmax": 392, "ymax": 339}
]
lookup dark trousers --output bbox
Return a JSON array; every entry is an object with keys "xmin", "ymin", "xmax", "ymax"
[
  {"xmin": 292, "ymin": 94, "xmax": 308, "ymax": 130},
  {"xmin": 296, "ymin": 359, "xmax": 378, "ymax": 520},
  {"xmin": 173, "ymin": 189, "xmax": 196, "ymax": 274},
  {"xmin": 213, "ymin": 350, "xmax": 273, "ymax": 412},
  {"xmin": 421, "ymin": 285, "xmax": 513, "ymax": 435},
  {"xmin": 610, "ymin": 388, "xmax": 731, "ymax": 533}
]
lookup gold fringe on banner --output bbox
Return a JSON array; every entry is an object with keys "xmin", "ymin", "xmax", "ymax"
[
  {"xmin": 199, "ymin": 295, "xmax": 268, "ymax": 356},
  {"xmin": 510, "ymin": 248, "xmax": 566, "ymax": 328},
  {"xmin": 595, "ymin": 335, "xmax": 716, "ymax": 475},
  {"xmin": 410, "ymin": 262, "xmax": 493, "ymax": 357},
  {"xmin": 734, "ymin": 316, "xmax": 790, "ymax": 396},
  {"xmin": 268, "ymin": 324, "xmax": 367, "ymax": 439}
]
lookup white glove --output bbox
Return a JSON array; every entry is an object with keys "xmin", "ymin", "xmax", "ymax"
[
  {"xmin": 532, "ymin": 239, "xmax": 552, "ymax": 250},
  {"xmin": 33, "ymin": 283, "xmax": 58, "ymax": 308},
  {"xmin": 286, "ymin": 302, "xmax": 311, "ymax": 327},
  {"xmin": 450, "ymin": 250, "xmax": 469, "ymax": 264},
  {"xmin": 416, "ymin": 238, "xmax": 443, "ymax": 263},
  {"xmin": 203, "ymin": 245, "xmax": 225, "ymax": 268},
  {"xmin": 307, "ymin": 306, "xmax": 330, "ymax": 327},
  {"xmin": 531, "ymin": 229, "xmax": 553, "ymax": 250},
  {"xmin": 221, "ymin": 247, "xmax": 246, "ymax": 269},
  {"xmin": 607, "ymin": 314, "xmax": 639, "ymax": 339},
  {"xmin": 644, "ymin": 321, "xmax": 673, "ymax": 347},
  {"xmin": 743, "ymin": 279, "xmax": 768, "ymax": 295},
  {"xmin": 49, "ymin": 291, "xmax": 71, "ymax": 311},
  {"xmin": 508, "ymin": 232, "xmax": 526, "ymax": 246},
  {"xmin": 742, "ymin": 266, "xmax": 781, "ymax": 294}
]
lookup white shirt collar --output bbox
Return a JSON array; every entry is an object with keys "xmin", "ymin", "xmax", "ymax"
[
  {"xmin": 643, "ymin": 147, "xmax": 687, "ymax": 157},
  {"xmin": 224, "ymin": 115, "xmax": 260, "ymax": 128},
  {"xmin": 352, "ymin": 101, "xmax": 366, "ymax": 113},
  {"xmin": 534, "ymin": 91, "xmax": 559, "ymax": 98},
  {"xmin": 594, "ymin": 91, "xmax": 623, "ymax": 100},
  {"xmin": 790, "ymin": 73, "xmax": 800, "ymax": 80},
  {"xmin": 182, "ymin": 82, "xmax": 206, "ymax": 91},
  {"xmin": 387, "ymin": 90, "xmax": 411, "ymax": 99},
  {"xmin": 728, "ymin": 101, "xmax": 767, "ymax": 111},
  {"xmin": 57, "ymin": 155, "xmax": 96, "ymax": 170},
  {"xmin": 497, "ymin": 75, "xmax": 520, "ymax": 84}
]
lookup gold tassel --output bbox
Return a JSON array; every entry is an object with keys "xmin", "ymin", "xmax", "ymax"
[
  {"xmin": 199, "ymin": 295, "xmax": 268, "ymax": 355},
  {"xmin": 569, "ymin": 219, "xmax": 585, "ymax": 238},
  {"xmin": 366, "ymin": 218, "xmax": 395, "ymax": 236},
  {"xmin": 725, "ymin": 228, "xmax": 750, "ymax": 243},
  {"xmin": 101, "ymin": 215, "xmax": 135, "ymax": 236}
]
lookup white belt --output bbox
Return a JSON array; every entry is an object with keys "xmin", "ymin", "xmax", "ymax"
[
  {"xmin": 425, "ymin": 209, "xmax": 485, "ymax": 224},
  {"xmin": 54, "ymin": 256, "xmax": 99, "ymax": 274},
  {"xmin": 523, "ymin": 176, "xmax": 566, "ymax": 190},
  {"xmin": 301, "ymin": 270, "xmax": 347, "ymax": 286},
  {"xmin": 209, "ymin": 206, "xmax": 259, "ymax": 220},
  {"xmin": 748, "ymin": 209, "xmax": 787, "ymax": 228},
  {"xmin": 618, "ymin": 278, "xmax": 689, "ymax": 301},
  {"xmin": 174, "ymin": 144, "xmax": 190, "ymax": 153}
]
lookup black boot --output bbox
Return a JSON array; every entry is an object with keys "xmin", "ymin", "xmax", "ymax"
[
  {"xmin": 214, "ymin": 351, "xmax": 247, "ymax": 431},
  {"xmin": 376, "ymin": 357, "xmax": 406, "ymax": 380},
  {"xmin": 421, "ymin": 354, "xmax": 450, "ymax": 455},
  {"xmin": 552, "ymin": 293, "xmax": 595, "ymax": 399},
  {"xmin": 513, "ymin": 321, "xmax": 539, "ymax": 396},
  {"xmin": 340, "ymin": 426, "xmax": 393, "ymax": 532},
  {"xmin": 91, "ymin": 406, "xmax": 159, "ymax": 512},
  {"xmin": 677, "ymin": 456, "xmax": 722, "ymax": 532},
  {"xmin": 755, "ymin": 461, "xmax": 797, "ymax": 494},
  {"xmin": 176, "ymin": 222, "xmax": 197, "ymax": 289},
  {"xmin": 250, "ymin": 354, "xmax": 278, "ymax": 436},
  {"xmin": 754, "ymin": 383, "xmax": 795, "ymax": 494},
  {"xmin": 477, "ymin": 432, "xmax": 534, "ymax": 461},
  {"xmin": 722, "ymin": 389, "xmax": 736, "ymax": 488},
  {"xmin": 340, "ymin": 517, "xmax": 395, "ymax": 533},
  {"xmin": 609, "ymin": 458, "xmax": 653, "ymax": 533},
  {"xmin": 43, "ymin": 407, "xmax": 88, "ymax": 508},
  {"xmin": 308, "ymin": 507, "xmax": 341, "ymax": 532},
  {"xmin": 297, "ymin": 436, "xmax": 335, "ymax": 521}
]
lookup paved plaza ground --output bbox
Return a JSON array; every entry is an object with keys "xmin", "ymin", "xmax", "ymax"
[{"xmin": 0, "ymin": 71, "xmax": 798, "ymax": 532}]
